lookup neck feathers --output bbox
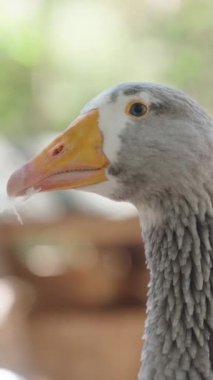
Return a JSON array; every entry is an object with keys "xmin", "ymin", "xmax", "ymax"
[{"xmin": 139, "ymin": 194, "xmax": 213, "ymax": 380}]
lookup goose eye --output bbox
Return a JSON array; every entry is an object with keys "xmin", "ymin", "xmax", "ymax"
[{"xmin": 127, "ymin": 102, "xmax": 148, "ymax": 118}]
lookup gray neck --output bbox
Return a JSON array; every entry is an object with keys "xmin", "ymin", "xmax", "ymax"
[{"xmin": 138, "ymin": 195, "xmax": 213, "ymax": 380}]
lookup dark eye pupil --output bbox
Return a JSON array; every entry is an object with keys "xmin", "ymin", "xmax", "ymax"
[{"xmin": 129, "ymin": 103, "xmax": 146, "ymax": 117}]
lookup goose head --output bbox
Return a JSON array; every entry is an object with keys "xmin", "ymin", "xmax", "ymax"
[{"xmin": 7, "ymin": 82, "xmax": 213, "ymax": 215}]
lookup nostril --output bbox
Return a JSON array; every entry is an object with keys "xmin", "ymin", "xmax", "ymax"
[{"xmin": 52, "ymin": 144, "xmax": 64, "ymax": 157}]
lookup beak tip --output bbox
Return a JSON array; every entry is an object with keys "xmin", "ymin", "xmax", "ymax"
[
  {"xmin": 6, "ymin": 161, "xmax": 39, "ymax": 198},
  {"xmin": 7, "ymin": 170, "xmax": 22, "ymax": 197}
]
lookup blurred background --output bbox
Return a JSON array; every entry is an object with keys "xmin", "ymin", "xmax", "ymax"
[{"xmin": 0, "ymin": 0, "xmax": 213, "ymax": 379}]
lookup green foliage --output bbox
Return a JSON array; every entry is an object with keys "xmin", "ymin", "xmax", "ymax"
[{"xmin": 0, "ymin": 0, "xmax": 213, "ymax": 138}]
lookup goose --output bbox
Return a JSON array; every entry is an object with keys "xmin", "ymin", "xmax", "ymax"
[{"xmin": 7, "ymin": 82, "xmax": 213, "ymax": 380}]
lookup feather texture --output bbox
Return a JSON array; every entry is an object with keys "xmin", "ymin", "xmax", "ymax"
[{"xmin": 139, "ymin": 193, "xmax": 213, "ymax": 379}]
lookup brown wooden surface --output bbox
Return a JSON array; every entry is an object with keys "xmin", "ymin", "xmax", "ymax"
[
  {"xmin": 0, "ymin": 217, "xmax": 147, "ymax": 379},
  {"xmin": 0, "ymin": 216, "xmax": 148, "ymax": 309},
  {"xmin": 30, "ymin": 308, "xmax": 145, "ymax": 380},
  {"xmin": 0, "ymin": 216, "xmax": 142, "ymax": 246}
]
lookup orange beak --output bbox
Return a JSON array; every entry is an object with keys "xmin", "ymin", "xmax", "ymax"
[{"xmin": 7, "ymin": 110, "xmax": 110, "ymax": 197}]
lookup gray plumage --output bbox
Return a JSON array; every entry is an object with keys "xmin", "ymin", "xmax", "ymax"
[{"xmin": 94, "ymin": 83, "xmax": 213, "ymax": 379}]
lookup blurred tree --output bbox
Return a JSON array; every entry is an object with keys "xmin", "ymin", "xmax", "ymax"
[{"xmin": 0, "ymin": 0, "xmax": 212, "ymax": 138}]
